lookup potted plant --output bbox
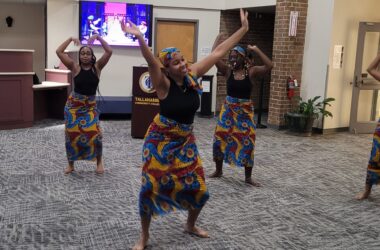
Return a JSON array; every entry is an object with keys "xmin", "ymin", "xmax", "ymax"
[{"xmin": 285, "ymin": 96, "xmax": 335, "ymax": 136}]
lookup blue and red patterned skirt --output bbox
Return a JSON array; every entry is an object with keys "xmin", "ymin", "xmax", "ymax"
[
  {"xmin": 366, "ymin": 120, "xmax": 380, "ymax": 186},
  {"xmin": 213, "ymin": 96, "xmax": 256, "ymax": 168},
  {"xmin": 64, "ymin": 92, "xmax": 102, "ymax": 162}
]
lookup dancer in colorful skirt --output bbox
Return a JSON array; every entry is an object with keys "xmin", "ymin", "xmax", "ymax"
[
  {"xmin": 356, "ymin": 53, "xmax": 380, "ymax": 200},
  {"xmin": 121, "ymin": 9, "xmax": 249, "ymax": 250},
  {"xmin": 210, "ymin": 34, "xmax": 273, "ymax": 186},
  {"xmin": 56, "ymin": 34, "xmax": 112, "ymax": 175}
]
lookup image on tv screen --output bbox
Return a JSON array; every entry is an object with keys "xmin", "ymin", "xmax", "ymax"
[{"xmin": 79, "ymin": 1, "xmax": 152, "ymax": 47}]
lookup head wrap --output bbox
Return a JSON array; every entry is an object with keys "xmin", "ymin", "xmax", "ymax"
[
  {"xmin": 231, "ymin": 45, "xmax": 246, "ymax": 57},
  {"xmin": 159, "ymin": 47, "xmax": 202, "ymax": 95},
  {"xmin": 158, "ymin": 47, "xmax": 180, "ymax": 67}
]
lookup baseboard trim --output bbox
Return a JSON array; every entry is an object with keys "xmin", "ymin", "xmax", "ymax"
[
  {"xmin": 96, "ymin": 96, "xmax": 132, "ymax": 114},
  {"xmin": 313, "ymin": 127, "xmax": 349, "ymax": 135},
  {"xmin": 266, "ymin": 124, "xmax": 288, "ymax": 130}
]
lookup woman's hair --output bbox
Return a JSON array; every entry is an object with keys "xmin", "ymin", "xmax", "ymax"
[{"xmin": 78, "ymin": 46, "xmax": 97, "ymax": 66}]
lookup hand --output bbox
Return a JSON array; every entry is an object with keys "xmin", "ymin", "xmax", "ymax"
[
  {"xmin": 71, "ymin": 38, "xmax": 81, "ymax": 46},
  {"xmin": 87, "ymin": 34, "xmax": 99, "ymax": 45},
  {"xmin": 247, "ymin": 45, "xmax": 257, "ymax": 51},
  {"xmin": 120, "ymin": 20, "xmax": 142, "ymax": 37},
  {"xmin": 240, "ymin": 8, "xmax": 249, "ymax": 31}
]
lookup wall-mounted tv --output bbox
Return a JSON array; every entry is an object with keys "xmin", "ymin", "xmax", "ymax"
[{"xmin": 79, "ymin": 1, "xmax": 153, "ymax": 47}]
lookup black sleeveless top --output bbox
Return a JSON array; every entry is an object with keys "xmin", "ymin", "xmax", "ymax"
[
  {"xmin": 74, "ymin": 67, "xmax": 99, "ymax": 96},
  {"xmin": 227, "ymin": 71, "xmax": 252, "ymax": 99},
  {"xmin": 159, "ymin": 77, "xmax": 200, "ymax": 124}
]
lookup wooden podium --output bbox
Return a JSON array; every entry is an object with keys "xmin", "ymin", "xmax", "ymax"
[{"xmin": 131, "ymin": 66, "xmax": 159, "ymax": 138}]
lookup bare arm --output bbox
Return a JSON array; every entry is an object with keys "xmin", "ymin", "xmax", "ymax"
[
  {"xmin": 211, "ymin": 32, "xmax": 230, "ymax": 76},
  {"xmin": 190, "ymin": 9, "xmax": 249, "ymax": 77},
  {"xmin": 247, "ymin": 45, "xmax": 273, "ymax": 79},
  {"xmin": 56, "ymin": 37, "xmax": 81, "ymax": 73},
  {"xmin": 367, "ymin": 54, "xmax": 380, "ymax": 81},
  {"xmin": 88, "ymin": 34, "xmax": 112, "ymax": 72},
  {"xmin": 121, "ymin": 20, "xmax": 168, "ymax": 98}
]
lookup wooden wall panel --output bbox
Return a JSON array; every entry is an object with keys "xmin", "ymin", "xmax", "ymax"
[{"xmin": 155, "ymin": 21, "xmax": 196, "ymax": 64}]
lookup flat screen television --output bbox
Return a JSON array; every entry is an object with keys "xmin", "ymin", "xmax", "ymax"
[{"xmin": 79, "ymin": 1, "xmax": 153, "ymax": 47}]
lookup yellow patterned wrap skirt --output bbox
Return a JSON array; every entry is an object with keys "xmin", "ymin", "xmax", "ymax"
[{"xmin": 139, "ymin": 114, "xmax": 209, "ymax": 217}]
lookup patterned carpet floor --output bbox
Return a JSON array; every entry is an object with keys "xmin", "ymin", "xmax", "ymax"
[{"xmin": 0, "ymin": 116, "xmax": 379, "ymax": 249}]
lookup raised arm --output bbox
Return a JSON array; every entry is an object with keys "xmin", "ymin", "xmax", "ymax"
[
  {"xmin": 56, "ymin": 37, "xmax": 81, "ymax": 73},
  {"xmin": 247, "ymin": 45, "xmax": 273, "ymax": 79},
  {"xmin": 211, "ymin": 32, "xmax": 230, "ymax": 76},
  {"xmin": 190, "ymin": 9, "xmax": 249, "ymax": 77},
  {"xmin": 367, "ymin": 54, "xmax": 380, "ymax": 81},
  {"xmin": 87, "ymin": 34, "xmax": 112, "ymax": 72},
  {"xmin": 121, "ymin": 20, "xmax": 168, "ymax": 96}
]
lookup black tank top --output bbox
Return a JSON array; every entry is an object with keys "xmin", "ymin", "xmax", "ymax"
[
  {"xmin": 227, "ymin": 71, "xmax": 252, "ymax": 99},
  {"xmin": 74, "ymin": 67, "xmax": 99, "ymax": 96},
  {"xmin": 159, "ymin": 77, "xmax": 200, "ymax": 124}
]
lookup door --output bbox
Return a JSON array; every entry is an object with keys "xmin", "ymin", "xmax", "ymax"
[
  {"xmin": 155, "ymin": 19, "xmax": 198, "ymax": 64},
  {"xmin": 350, "ymin": 22, "xmax": 380, "ymax": 134}
]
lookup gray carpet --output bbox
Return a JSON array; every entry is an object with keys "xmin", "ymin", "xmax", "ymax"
[{"xmin": 0, "ymin": 117, "xmax": 380, "ymax": 250}]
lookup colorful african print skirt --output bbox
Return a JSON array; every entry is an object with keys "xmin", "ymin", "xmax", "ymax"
[
  {"xmin": 139, "ymin": 114, "xmax": 209, "ymax": 217},
  {"xmin": 366, "ymin": 119, "xmax": 380, "ymax": 186},
  {"xmin": 64, "ymin": 92, "xmax": 102, "ymax": 162},
  {"xmin": 213, "ymin": 96, "xmax": 256, "ymax": 168}
]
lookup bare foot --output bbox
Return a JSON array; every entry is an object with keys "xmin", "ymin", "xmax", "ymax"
[
  {"xmin": 184, "ymin": 225, "xmax": 209, "ymax": 238},
  {"xmin": 132, "ymin": 234, "xmax": 149, "ymax": 250},
  {"xmin": 95, "ymin": 162, "xmax": 104, "ymax": 174},
  {"xmin": 64, "ymin": 166, "xmax": 74, "ymax": 174},
  {"xmin": 245, "ymin": 178, "xmax": 261, "ymax": 187},
  {"xmin": 355, "ymin": 190, "xmax": 371, "ymax": 200},
  {"xmin": 209, "ymin": 171, "xmax": 223, "ymax": 178}
]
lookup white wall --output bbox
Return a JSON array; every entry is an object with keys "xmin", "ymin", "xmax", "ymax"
[
  {"xmin": 0, "ymin": 3, "xmax": 45, "ymax": 79},
  {"xmin": 225, "ymin": 0, "xmax": 275, "ymax": 9},
  {"xmin": 324, "ymin": 0, "xmax": 380, "ymax": 129},
  {"xmin": 95, "ymin": 0, "xmax": 225, "ymax": 10},
  {"xmin": 300, "ymin": 0, "xmax": 334, "ymax": 128},
  {"xmin": 73, "ymin": 0, "xmax": 276, "ymax": 10}
]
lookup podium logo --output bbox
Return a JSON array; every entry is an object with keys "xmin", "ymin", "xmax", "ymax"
[{"xmin": 139, "ymin": 72, "xmax": 155, "ymax": 93}]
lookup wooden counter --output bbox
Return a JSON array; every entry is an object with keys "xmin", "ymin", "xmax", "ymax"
[
  {"xmin": 0, "ymin": 50, "xmax": 74, "ymax": 129},
  {"xmin": 0, "ymin": 49, "xmax": 35, "ymax": 129}
]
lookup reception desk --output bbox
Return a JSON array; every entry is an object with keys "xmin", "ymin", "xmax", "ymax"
[
  {"xmin": 33, "ymin": 81, "xmax": 70, "ymax": 121},
  {"xmin": 0, "ymin": 50, "xmax": 72, "ymax": 129},
  {"xmin": 33, "ymin": 69, "xmax": 72, "ymax": 121},
  {"xmin": 0, "ymin": 49, "xmax": 34, "ymax": 129}
]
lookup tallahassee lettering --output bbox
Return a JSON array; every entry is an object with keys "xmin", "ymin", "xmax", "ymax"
[{"xmin": 135, "ymin": 97, "xmax": 159, "ymax": 106}]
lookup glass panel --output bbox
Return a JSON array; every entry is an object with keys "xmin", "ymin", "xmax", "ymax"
[
  {"xmin": 362, "ymin": 32, "xmax": 380, "ymax": 80},
  {"xmin": 357, "ymin": 90, "xmax": 380, "ymax": 122}
]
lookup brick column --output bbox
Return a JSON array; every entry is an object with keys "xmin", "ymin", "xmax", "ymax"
[{"xmin": 268, "ymin": 0, "xmax": 308, "ymax": 127}]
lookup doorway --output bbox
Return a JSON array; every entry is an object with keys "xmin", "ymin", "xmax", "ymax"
[
  {"xmin": 350, "ymin": 22, "xmax": 380, "ymax": 133},
  {"xmin": 154, "ymin": 19, "xmax": 198, "ymax": 63}
]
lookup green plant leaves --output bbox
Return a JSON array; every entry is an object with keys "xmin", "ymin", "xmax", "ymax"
[{"xmin": 292, "ymin": 96, "xmax": 335, "ymax": 118}]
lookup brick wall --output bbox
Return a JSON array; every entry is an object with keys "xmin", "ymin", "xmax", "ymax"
[
  {"xmin": 268, "ymin": 0, "xmax": 308, "ymax": 127},
  {"xmin": 216, "ymin": 10, "xmax": 275, "ymax": 112}
]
